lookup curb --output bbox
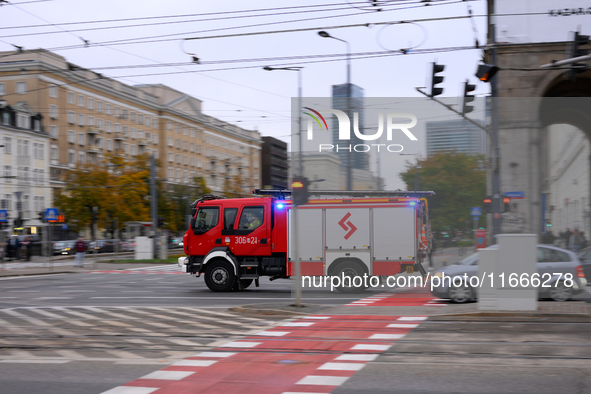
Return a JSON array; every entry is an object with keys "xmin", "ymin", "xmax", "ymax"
[{"xmin": 230, "ymin": 304, "xmax": 332, "ymax": 316}]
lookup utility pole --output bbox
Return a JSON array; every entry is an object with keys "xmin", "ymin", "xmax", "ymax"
[{"xmin": 150, "ymin": 155, "xmax": 158, "ymax": 259}]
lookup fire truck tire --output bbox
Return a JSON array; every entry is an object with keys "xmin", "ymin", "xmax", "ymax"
[
  {"xmin": 204, "ymin": 259, "xmax": 236, "ymax": 292},
  {"xmin": 233, "ymin": 279, "xmax": 253, "ymax": 291},
  {"xmin": 333, "ymin": 261, "xmax": 367, "ymax": 294}
]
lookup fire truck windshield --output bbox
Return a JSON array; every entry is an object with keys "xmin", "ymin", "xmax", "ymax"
[{"xmin": 194, "ymin": 207, "xmax": 219, "ymax": 232}]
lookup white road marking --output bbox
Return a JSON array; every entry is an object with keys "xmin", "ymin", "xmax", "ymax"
[
  {"xmin": 296, "ymin": 375, "xmax": 350, "ymax": 386},
  {"xmin": 220, "ymin": 341, "xmax": 261, "ymax": 348},
  {"xmin": 139, "ymin": 370, "xmax": 195, "ymax": 380},
  {"xmin": 0, "ymin": 359, "xmax": 70, "ymax": 364},
  {"xmin": 192, "ymin": 352, "xmax": 237, "ymax": 358},
  {"xmin": 334, "ymin": 354, "xmax": 378, "ymax": 361},
  {"xmin": 171, "ymin": 359, "xmax": 217, "ymax": 367},
  {"xmin": 100, "ymin": 386, "xmax": 160, "ymax": 394},
  {"xmin": 397, "ymin": 316, "xmax": 428, "ymax": 321},
  {"xmin": 253, "ymin": 331, "xmax": 290, "ymax": 337},
  {"xmin": 281, "ymin": 322, "xmax": 315, "ymax": 327},
  {"xmin": 350, "ymin": 344, "xmax": 391, "ymax": 351},
  {"xmin": 369, "ymin": 334, "xmax": 405, "ymax": 340},
  {"xmin": 386, "ymin": 323, "xmax": 419, "ymax": 328},
  {"xmin": 317, "ymin": 362, "xmax": 365, "ymax": 371}
]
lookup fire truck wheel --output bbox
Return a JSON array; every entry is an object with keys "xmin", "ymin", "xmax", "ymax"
[
  {"xmin": 204, "ymin": 260, "xmax": 236, "ymax": 292},
  {"xmin": 232, "ymin": 279, "xmax": 253, "ymax": 291},
  {"xmin": 333, "ymin": 261, "xmax": 367, "ymax": 294}
]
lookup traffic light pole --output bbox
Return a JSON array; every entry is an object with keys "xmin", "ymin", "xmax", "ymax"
[{"xmin": 490, "ymin": 27, "xmax": 501, "ymax": 240}]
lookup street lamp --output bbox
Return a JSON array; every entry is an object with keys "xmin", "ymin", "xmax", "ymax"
[
  {"xmin": 318, "ymin": 31, "xmax": 353, "ymax": 190},
  {"xmin": 263, "ymin": 66, "xmax": 303, "ymax": 177}
]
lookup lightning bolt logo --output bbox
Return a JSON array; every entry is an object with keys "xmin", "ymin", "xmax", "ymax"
[{"xmin": 338, "ymin": 212, "xmax": 357, "ymax": 240}]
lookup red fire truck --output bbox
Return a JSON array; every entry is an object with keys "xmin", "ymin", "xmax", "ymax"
[{"xmin": 179, "ymin": 190, "xmax": 433, "ymax": 292}]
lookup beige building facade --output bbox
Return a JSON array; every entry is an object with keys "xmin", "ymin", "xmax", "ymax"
[{"xmin": 0, "ymin": 49, "xmax": 261, "ymax": 199}]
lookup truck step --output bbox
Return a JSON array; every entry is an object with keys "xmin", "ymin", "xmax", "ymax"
[{"xmin": 240, "ymin": 274, "xmax": 259, "ymax": 279}]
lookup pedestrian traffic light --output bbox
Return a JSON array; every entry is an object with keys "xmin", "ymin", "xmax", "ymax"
[
  {"xmin": 291, "ymin": 177, "xmax": 309, "ymax": 206},
  {"xmin": 503, "ymin": 196, "xmax": 511, "ymax": 212},
  {"xmin": 429, "ymin": 62, "xmax": 445, "ymax": 97},
  {"xmin": 567, "ymin": 31, "xmax": 590, "ymax": 80},
  {"xmin": 38, "ymin": 211, "xmax": 45, "ymax": 223},
  {"xmin": 461, "ymin": 80, "xmax": 476, "ymax": 115},
  {"xmin": 475, "ymin": 64, "xmax": 499, "ymax": 82},
  {"xmin": 483, "ymin": 197, "xmax": 492, "ymax": 213}
]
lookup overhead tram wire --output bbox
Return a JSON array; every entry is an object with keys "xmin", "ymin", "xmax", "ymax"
[{"xmin": 0, "ymin": 0, "xmax": 464, "ymax": 32}]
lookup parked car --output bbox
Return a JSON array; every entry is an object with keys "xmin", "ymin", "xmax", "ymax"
[
  {"xmin": 576, "ymin": 246, "xmax": 591, "ymax": 279},
  {"xmin": 53, "ymin": 240, "xmax": 78, "ymax": 255},
  {"xmin": 88, "ymin": 239, "xmax": 119, "ymax": 253},
  {"xmin": 431, "ymin": 244, "xmax": 587, "ymax": 303}
]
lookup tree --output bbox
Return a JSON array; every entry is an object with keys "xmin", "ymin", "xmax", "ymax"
[
  {"xmin": 55, "ymin": 154, "xmax": 151, "ymax": 237},
  {"xmin": 399, "ymin": 152, "xmax": 486, "ymax": 234},
  {"xmin": 160, "ymin": 176, "xmax": 213, "ymax": 234},
  {"xmin": 223, "ymin": 174, "xmax": 245, "ymax": 198}
]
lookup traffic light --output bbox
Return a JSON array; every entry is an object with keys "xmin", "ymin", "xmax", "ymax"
[
  {"xmin": 503, "ymin": 196, "xmax": 511, "ymax": 212},
  {"xmin": 38, "ymin": 211, "xmax": 45, "ymax": 223},
  {"xmin": 429, "ymin": 62, "xmax": 445, "ymax": 97},
  {"xmin": 92, "ymin": 207, "xmax": 98, "ymax": 222},
  {"xmin": 483, "ymin": 197, "xmax": 492, "ymax": 213},
  {"xmin": 567, "ymin": 31, "xmax": 590, "ymax": 80},
  {"xmin": 475, "ymin": 64, "xmax": 499, "ymax": 82},
  {"xmin": 158, "ymin": 216, "xmax": 164, "ymax": 228},
  {"xmin": 461, "ymin": 80, "xmax": 476, "ymax": 115},
  {"xmin": 291, "ymin": 177, "xmax": 309, "ymax": 206}
]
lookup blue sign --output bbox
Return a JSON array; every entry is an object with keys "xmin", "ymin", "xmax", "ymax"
[
  {"xmin": 470, "ymin": 207, "xmax": 482, "ymax": 217},
  {"xmin": 505, "ymin": 191, "xmax": 525, "ymax": 199},
  {"xmin": 45, "ymin": 208, "xmax": 59, "ymax": 222},
  {"xmin": 0, "ymin": 210, "xmax": 7, "ymax": 222},
  {"xmin": 62, "ymin": 223, "xmax": 68, "ymax": 230}
]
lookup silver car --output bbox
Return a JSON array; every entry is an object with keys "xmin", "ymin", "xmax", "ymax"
[{"xmin": 431, "ymin": 244, "xmax": 588, "ymax": 303}]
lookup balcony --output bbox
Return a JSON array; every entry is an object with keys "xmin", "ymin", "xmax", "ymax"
[
  {"xmin": 86, "ymin": 144, "xmax": 101, "ymax": 153},
  {"xmin": 87, "ymin": 126, "xmax": 100, "ymax": 135},
  {"xmin": 138, "ymin": 139, "xmax": 148, "ymax": 146},
  {"xmin": 114, "ymin": 133, "xmax": 126, "ymax": 141}
]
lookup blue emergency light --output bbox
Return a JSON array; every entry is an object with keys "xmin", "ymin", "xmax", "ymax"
[{"xmin": 276, "ymin": 203, "xmax": 285, "ymax": 209}]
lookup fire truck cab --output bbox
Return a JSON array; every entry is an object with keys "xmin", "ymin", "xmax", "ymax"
[{"xmin": 180, "ymin": 191, "xmax": 433, "ymax": 292}]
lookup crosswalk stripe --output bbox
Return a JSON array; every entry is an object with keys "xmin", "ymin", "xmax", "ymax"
[
  {"xmin": 0, "ymin": 318, "xmax": 35, "ymax": 335},
  {"xmin": 25, "ymin": 308, "xmax": 93, "ymax": 327},
  {"xmin": 79, "ymin": 307, "xmax": 139, "ymax": 320}
]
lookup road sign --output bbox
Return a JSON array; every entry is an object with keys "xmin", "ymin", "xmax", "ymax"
[
  {"xmin": 470, "ymin": 207, "xmax": 482, "ymax": 217},
  {"xmin": 0, "ymin": 210, "xmax": 7, "ymax": 222},
  {"xmin": 505, "ymin": 191, "xmax": 525, "ymax": 199},
  {"xmin": 475, "ymin": 229, "xmax": 487, "ymax": 249},
  {"xmin": 45, "ymin": 208, "xmax": 59, "ymax": 222}
]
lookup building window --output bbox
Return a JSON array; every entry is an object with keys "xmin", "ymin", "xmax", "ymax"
[
  {"xmin": 67, "ymin": 91, "xmax": 74, "ymax": 104},
  {"xmin": 190, "ymin": 143, "xmax": 195, "ymax": 152},
  {"xmin": 130, "ymin": 112, "xmax": 136, "ymax": 122},
  {"xmin": 176, "ymin": 153, "xmax": 181, "ymax": 164},
  {"xmin": 138, "ymin": 130, "xmax": 144, "ymax": 140},
  {"xmin": 183, "ymin": 155, "xmax": 188, "ymax": 165},
  {"xmin": 175, "ymin": 139, "xmax": 180, "ymax": 149},
  {"xmin": 0, "ymin": 83, "xmax": 5, "ymax": 95},
  {"xmin": 123, "ymin": 143, "xmax": 128, "ymax": 153},
  {"xmin": 183, "ymin": 141, "xmax": 188, "ymax": 151},
  {"xmin": 190, "ymin": 128, "xmax": 195, "ymax": 138},
  {"xmin": 122, "ymin": 109, "xmax": 128, "ymax": 120},
  {"xmin": 145, "ymin": 116, "xmax": 150, "ymax": 127},
  {"xmin": 145, "ymin": 131, "xmax": 151, "ymax": 142},
  {"xmin": 96, "ymin": 137, "xmax": 103, "ymax": 149},
  {"xmin": 50, "ymin": 104, "xmax": 58, "ymax": 119},
  {"xmin": 168, "ymin": 137, "xmax": 173, "ymax": 147},
  {"xmin": 97, "ymin": 118, "xmax": 104, "ymax": 130},
  {"xmin": 183, "ymin": 126, "xmax": 188, "ymax": 136},
  {"xmin": 153, "ymin": 150, "xmax": 158, "ymax": 159},
  {"xmin": 123, "ymin": 125, "xmax": 128, "ymax": 136},
  {"xmin": 16, "ymin": 113, "xmax": 30, "ymax": 129},
  {"xmin": 68, "ymin": 130, "xmax": 75, "ymax": 143},
  {"xmin": 106, "ymin": 103, "xmax": 112, "ymax": 115},
  {"xmin": 153, "ymin": 134, "xmax": 158, "ymax": 144},
  {"xmin": 88, "ymin": 116, "xmax": 94, "ymax": 126},
  {"xmin": 168, "ymin": 152, "xmax": 173, "ymax": 162},
  {"xmin": 152, "ymin": 118, "xmax": 158, "ymax": 129},
  {"xmin": 78, "ymin": 133, "xmax": 85, "ymax": 146},
  {"xmin": 4, "ymin": 137, "xmax": 11, "ymax": 154},
  {"xmin": 97, "ymin": 100, "xmax": 103, "ymax": 112},
  {"xmin": 68, "ymin": 111, "xmax": 75, "ymax": 124},
  {"xmin": 130, "ymin": 127, "xmax": 136, "ymax": 139},
  {"xmin": 131, "ymin": 145, "xmax": 137, "ymax": 155},
  {"xmin": 106, "ymin": 139, "xmax": 113, "ymax": 151},
  {"xmin": 176, "ymin": 124, "xmax": 181, "ymax": 133},
  {"xmin": 50, "ymin": 125, "xmax": 58, "ymax": 139},
  {"xmin": 197, "ymin": 145, "xmax": 202, "ymax": 154},
  {"xmin": 17, "ymin": 140, "xmax": 29, "ymax": 156},
  {"xmin": 50, "ymin": 144, "xmax": 58, "ymax": 160},
  {"xmin": 49, "ymin": 84, "xmax": 58, "ymax": 98},
  {"xmin": 2, "ymin": 112, "xmax": 9, "ymax": 125},
  {"xmin": 167, "ymin": 121, "xmax": 173, "ymax": 130},
  {"xmin": 33, "ymin": 143, "xmax": 44, "ymax": 159},
  {"xmin": 16, "ymin": 81, "xmax": 27, "ymax": 94},
  {"xmin": 168, "ymin": 167, "xmax": 173, "ymax": 179},
  {"xmin": 3, "ymin": 194, "xmax": 12, "ymax": 210},
  {"xmin": 78, "ymin": 113, "xmax": 85, "ymax": 126},
  {"xmin": 138, "ymin": 113, "xmax": 143, "ymax": 124},
  {"xmin": 190, "ymin": 157, "xmax": 195, "ymax": 166},
  {"xmin": 68, "ymin": 150, "xmax": 75, "ymax": 165},
  {"xmin": 4, "ymin": 165, "xmax": 12, "ymax": 183},
  {"xmin": 78, "ymin": 95, "xmax": 85, "ymax": 107},
  {"xmin": 78, "ymin": 152, "xmax": 85, "ymax": 164},
  {"xmin": 106, "ymin": 121, "xmax": 112, "ymax": 133},
  {"xmin": 115, "ymin": 123, "xmax": 121, "ymax": 133},
  {"xmin": 87, "ymin": 97, "xmax": 94, "ymax": 109}
]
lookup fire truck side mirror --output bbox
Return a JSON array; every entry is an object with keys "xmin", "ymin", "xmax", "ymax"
[{"xmin": 190, "ymin": 216, "xmax": 196, "ymax": 230}]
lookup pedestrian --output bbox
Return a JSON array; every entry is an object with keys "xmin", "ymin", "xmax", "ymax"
[
  {"xmin": 579, "ymin": 231, "xmax": 587, "ymax": 250},
  {"xmin": 7, "ymin": 235, "xmax": 20, "ymax": 261},
  {"xmin": 23, "ymin": 236, "xmax": 32, "ymax": 261},
  {"xmin": 74, "ymin": 236, "xmax": 87, "ymax": 267},
  {"xmin": 568, "ymin": 229, "xmax": 583, "ymax": 253}
]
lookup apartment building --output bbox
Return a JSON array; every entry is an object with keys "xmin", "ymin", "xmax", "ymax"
[
  {"xmin": 0, "ymin": 99, "xmax": 51, "ymax": 232},
  {"xmin": 0, "ymin": 49, "xmax": 261, "ymax": 199}
]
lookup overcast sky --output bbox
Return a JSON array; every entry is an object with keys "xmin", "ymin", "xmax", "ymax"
[{"xmin": 2, "ymin": 0, "xmax": 490, "ymax": 188}]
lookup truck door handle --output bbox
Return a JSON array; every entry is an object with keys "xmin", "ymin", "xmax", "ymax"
[
  {"xmin": 260, "ymin": 238, "xmax": 267, "ymax": 244},
  {"xmin": 215, "ymin": 239, "xmax": 222, "ymax": 244}
]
